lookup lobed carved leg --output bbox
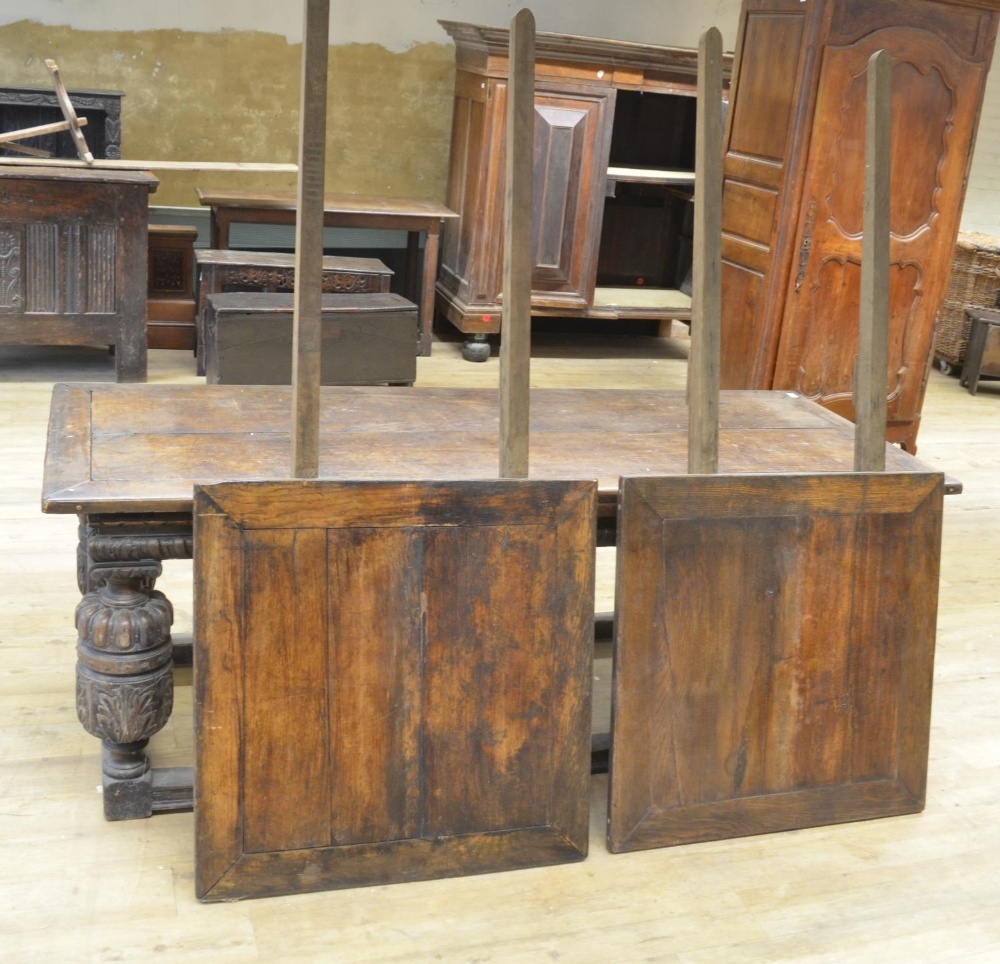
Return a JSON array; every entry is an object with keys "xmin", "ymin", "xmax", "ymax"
[{"xmin": 74, "ymin": 515, "xmax": 192, "ymax": 819}]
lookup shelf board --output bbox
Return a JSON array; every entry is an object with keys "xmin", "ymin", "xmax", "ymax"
[
  {"xmin": 606, "ymin": 166, "xmax": 695, "ymax": 185},
  {"xmin": 592, "ymin": 286, "xmax": 692, "ymax": 312}
]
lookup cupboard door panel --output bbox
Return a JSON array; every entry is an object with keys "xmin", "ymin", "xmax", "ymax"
[
  {"xmin": 486, "ymin": 84, "xmax": 613, "ymax": 309},
  {"xmin": 774, "ymin": 26, "xmax": 989, "ymax": 435},
  {"xmin": 720, "ymin": 4, "xmax": 809, "ymax": 389}
]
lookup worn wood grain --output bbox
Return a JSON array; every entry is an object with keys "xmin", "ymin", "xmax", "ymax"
[
  {"xmin": 41, "ymin": 385, "xmax": 953, "ymax": 516},
  {"xmin": 688, "ymin": 26, "xmax": 723, "ymax": 475},
  {"xmin": 855, "ymin": 48, "xmax": 891, "ymax": 472},
  {"xmin": 193, "ymin": 478, "xmax": 596, "ymax": 900},
  {"xmin": 290, "ymin": 0, "xmax": 330, "ymax": 478},
  {"xmin": 498, "ymin": 8, "xmax": 535, "ymax": 479},
  {"xmin": 608, "ymin": 470, "xmax": 944, "ymax": 852}
]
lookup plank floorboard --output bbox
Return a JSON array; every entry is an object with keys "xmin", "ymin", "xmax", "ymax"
[{"xmin": 1, "ymin": 334, "xmax": 998, "ymax": 958}]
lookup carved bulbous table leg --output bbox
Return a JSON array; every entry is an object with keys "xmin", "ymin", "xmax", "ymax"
[
  {"xmin": 76, "ymin": 564, "xmax": 174, "ymax": 819},
  {"xmin": 74, "ymin": 514, "xmax": 192, "ymax": 820}
]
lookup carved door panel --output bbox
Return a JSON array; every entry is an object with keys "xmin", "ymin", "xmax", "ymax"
[
  {"xmin": 773, "ymin": 26, "xmax": 986, "ymax": 428},
  {"xmin": 486, "ymin": 84, "xmax": 614, "ymax": 310}
]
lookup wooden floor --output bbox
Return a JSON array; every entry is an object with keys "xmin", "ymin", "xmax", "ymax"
[{"xmin": 2, "ymin": 327, "xmax": 999, "ymax": 961}]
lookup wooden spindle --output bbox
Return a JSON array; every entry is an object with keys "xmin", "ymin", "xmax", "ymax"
[
  {"xmin": 499, "ymin": 8, "xmax": 535, "ymax": 480},
  {"xmin": 291, "ymin": 0, "xmax": 330, "ymax": 478},
  {"xmin": 855, "ymin": 49, "xmax": 891, "ymax": 473},
  {"xmin": 687, "ymin": 26, "xmax": 723, "ymax": 475}
]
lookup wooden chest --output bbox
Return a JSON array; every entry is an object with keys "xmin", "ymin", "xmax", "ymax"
[
  {"xmin": 0, "ymin": 165, "xmax": 157, "ymax": 381},
  {"xmin": 203, "ymin": 291, "xmax": 417, "ymax": 386},
  {"xmin": 194, "ymin": 249, "xmax": 394, "ymax": 374}
]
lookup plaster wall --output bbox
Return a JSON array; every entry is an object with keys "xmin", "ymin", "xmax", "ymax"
[
  {"xmin": 1, "ymin": 0, "xmax": 998, "ymax": 235},
  {"xmin": 0, "ymin": 2, "xmax": 744, "ymax": 207}
]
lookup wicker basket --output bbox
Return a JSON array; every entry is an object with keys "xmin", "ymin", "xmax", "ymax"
[{"xmin": 936, "ymin": 231, "xmax": 1000, "ymax": 366}]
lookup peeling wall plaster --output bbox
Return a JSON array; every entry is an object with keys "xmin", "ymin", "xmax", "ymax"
[
  {"xmin": 0, "ymin": 1, "xmax": 743, "ymax": 52},
  {"xmin": 1, "ymin": 1, "xmax": 998, "ymax": 233}
]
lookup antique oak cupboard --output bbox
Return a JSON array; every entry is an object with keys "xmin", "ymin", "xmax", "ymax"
[
  {"xmin": 436, "ymin": 21, "xmax": 731, "ymax": 360},
  {"xmin": 719, "ymin": 0, "xmax": 1000, "ymax": 451}
]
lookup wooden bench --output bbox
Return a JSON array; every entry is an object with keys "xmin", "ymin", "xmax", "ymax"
[
  {"xmin": 196, "ymin": 187, "xmax": 458, "ymax": 356},
  {"xmin": 194, "ymin": 249, "xmax": 393, "ymax": 374},
  {"xmin": 203, "ymin": 291, "xmax": 417, "ymax": 386}
]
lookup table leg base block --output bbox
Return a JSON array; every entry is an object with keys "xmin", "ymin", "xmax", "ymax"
[{"xmin": 102, "ymin": 741, "xmax": 153, "ymax": 821}]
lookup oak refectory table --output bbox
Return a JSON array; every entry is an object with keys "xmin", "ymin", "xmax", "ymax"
[
  {"xmin": 41, "ymin": 383, "xmax": 951, "ymax": 820},
  {"xmin": 195, "ymin": 188, "xmax": 458, "ymax": 356}
]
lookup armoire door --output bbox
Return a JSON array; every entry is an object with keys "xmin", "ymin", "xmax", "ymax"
[
  {"xmin": 773, "ymin": 12, "xmax": 995, "ymax": 447},
  {"xmin": 719, "ymin": 0, "xmax": 811, "ymax": 390},
  {"xmin": 484, "ymin": 84, "xmax": 614, "ymax": 311}
]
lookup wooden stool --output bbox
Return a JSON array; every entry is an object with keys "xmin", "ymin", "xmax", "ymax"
[
  {"xmin": 960, "ymin": 307, "xmax": 1000, "ymax": 395},
  {"xmin": 147, "ymin": 224, "xmax": 198, "ymax": 350}
]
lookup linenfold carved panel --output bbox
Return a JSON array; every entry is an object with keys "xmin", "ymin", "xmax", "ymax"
[{"xmin": 20, "ymin": 223, "xmax": 118, "ymax": 314}]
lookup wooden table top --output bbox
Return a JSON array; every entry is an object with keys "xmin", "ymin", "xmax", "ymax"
[
  {"xmin": 42, "ymin": 384, "xmax": 945, "ymax": 516},
  {"xmin": 196, "ymin": 187, "xmax": 458, "ymax": 220}
]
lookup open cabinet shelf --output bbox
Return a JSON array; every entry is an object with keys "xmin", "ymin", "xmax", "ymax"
[{"xmin": 435, "ymin": 21, "xmax": 730, "ymax": 357}]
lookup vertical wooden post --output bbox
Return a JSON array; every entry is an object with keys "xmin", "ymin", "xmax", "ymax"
[
  {"xmin": 291, "ymin": 0, "xmax": 330, "ymax": 478},
  {"xmin": 687, "ymin": 27, "xmax": 723, "ymax": 475},
  {"xmin": 855, "ymin": 49, "xmax": 891, "ymax": 473},
  {"xmin": 499, "ymin": 8, "xmax": 535, "ymax": 480}
]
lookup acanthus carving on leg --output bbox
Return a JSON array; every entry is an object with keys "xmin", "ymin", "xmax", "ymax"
[{"xmin": 74, "ymin": 517, "xmax": 191, "ymax": 819}]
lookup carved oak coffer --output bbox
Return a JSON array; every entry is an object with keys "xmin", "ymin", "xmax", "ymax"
[
  {"xmin": 203, "ymin": 291, "xmax": 417, "ymax": 386},
  {"xmin": 0, "ymin": 166, "xmax": 157, "ymax": 382},
  {"xmin": 194, "ymin": 479, "xmax": 596, "ymax": 900},
  {"xmin": 193, "ymin": 248, "xmax": 394, "ymax": 374}
]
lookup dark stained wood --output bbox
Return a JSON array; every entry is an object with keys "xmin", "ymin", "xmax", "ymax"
[
  {"xmin": 195, "ymin": 188, "xmax": 457, "ymax": 357},
  {"xmin": 0, "ymin": 165, "xmax": 157, "ymax": 381},
  {"xmin": 194, "ymin": 478, "xmax": 596, "ymax": 900},
  {"xmin": 436, "ymin": 22, "xmax": 734, "ymax": 348},
  {"xmin": 608, "ymin": 471, "xmax": 944, "ymax": 852},
  {"xmin": 147, "ymin": 224, "xmax": 197, "ymax": 351},
  {"xmin": 499, "ymin": 8, "xmax": 535, "ymax": 479},
  {"xmin": 719, "ymin": 0, "xmax": 1000, "ymax": 452},
  {"xmin": 194, "ymin": 249, "xmax": 393, "ymax": 374},
  {"xmin": 203, "ymin": 292, "xmax": 417, "ymax": 386},
  {"xmin": 0, "ymin": 84, "xmax": 123, "ymax": 160},
  {"xmin": 960, "ymin": 307, "xmax": 1000, "ymax": 393}
]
